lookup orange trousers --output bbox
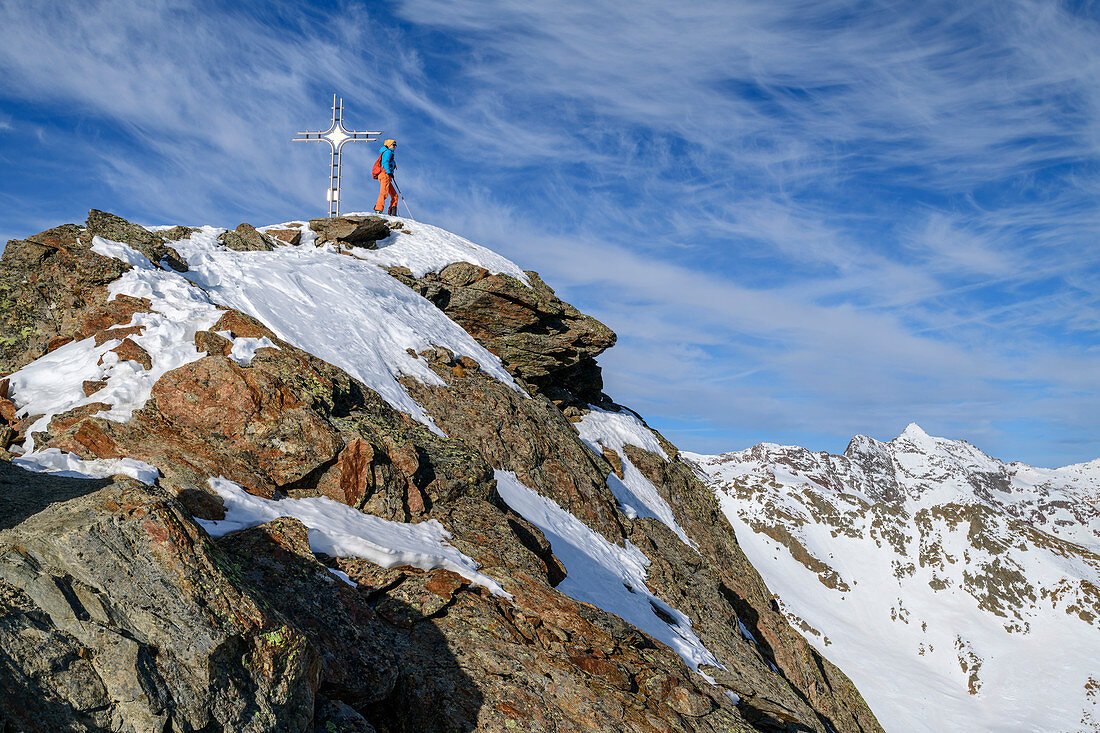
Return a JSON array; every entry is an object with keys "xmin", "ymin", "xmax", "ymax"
[{"xmin": 375, "ymin": 171, "xmax": 398, "ymax": 212}]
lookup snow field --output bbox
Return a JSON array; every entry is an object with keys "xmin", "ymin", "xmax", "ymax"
[
  {"xmin": 494, "ymin": 470, "xmax": 720, "ymax": 675},
  {"xmin": 197, "ymin": 477, "xmax": 510, "ymax": 598},
  {"xmin": 690, "ymin": 432, "xmax": 1100, "ymax": 733},
  {"xmin": 173, "ymin": 225, "xmax": 525, "ymax": 434},
  {"xmin": 334, "ymin": 212, "xmax": 531, "ymax": 284},
  {"xmin": 576, "ymin": 406, "xmax": 697, "ymax": 549}
]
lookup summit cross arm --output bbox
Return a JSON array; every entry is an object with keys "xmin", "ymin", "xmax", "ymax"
[{"xmin": 293, "ymin": 94, "xmax": 382, "ymax": 217}]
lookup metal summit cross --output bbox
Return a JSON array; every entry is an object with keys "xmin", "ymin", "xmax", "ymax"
[{"xmin": 293, "ymin": 94, "xmax": 382, "ymax": 217}]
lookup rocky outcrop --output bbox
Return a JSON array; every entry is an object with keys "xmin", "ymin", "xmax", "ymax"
[
  {"xmin": 0, "ymin": 213, "xmax": 883, "ymax": 733},
  {"xmin": 218, "ymin": 223, "xmax": 276, "ymax": 252},
  {"xmin": 388, "ymin": 263, "xmax": 616, "ymax": 406},
  {"xmin": 309, "ymin": 216, "xmax": 391, "ymax": 247},
  {"xmin": 266, "ymin": 227, "xmax": 303, "ymax": 245},
  {"xmin": 0, "ymin": 221, "xmax": 148, "ymax": 375},
  {"xmin": 0, "ymin": 464, "xmax": 317, "ymax": 732},
  {"xmin": 401, "ymin": 350, "xmax": 882, "ymax": 733},
  {"xmin": 83, "ymin": 209, "xmax": 188, "ymax": 272}
]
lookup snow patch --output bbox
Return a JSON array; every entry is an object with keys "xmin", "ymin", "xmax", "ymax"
[
  {"xmin": 493, "ymin": 470, "xmax": 718, "ymax": 673},
  {"xmin": 6, "ymin": 237, "xmax": 221, "ymax": 456},
  {"xmin": 13, "ymin": 448, "xmax": 159, "ymax": 485},
  {"xmin": 172, "ymin": 226, "xmax": 524, "ymax": 434},
  {"xmin": 576, "ymin": 407, "xmax": 697, "ymax": 549},
  {"xmin": 328, "ymin": 568, "xmax": 357, "ymax": 587},
  {"xmin": 343, "ymin": 211, "xmax": 530, "ymax": 284},
  {"xmin": 215, "ymin": 330, "xmax": 278, "ymax": 366},
  {"xmin": 196, "ymin": 477, "xmax": 510, "ymax": 598},
  {"xmin": 577, "ymin": 405, "xmax": 669, "ymax": 461}
]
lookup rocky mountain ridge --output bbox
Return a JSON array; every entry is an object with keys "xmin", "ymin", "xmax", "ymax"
[
  {"xmin": 0, "ymin": 210, "xmax": 882, "ymax": 732},
  {"xmin": 685, "ymin": 426, "xmax": 1100, "ymax": 732}
]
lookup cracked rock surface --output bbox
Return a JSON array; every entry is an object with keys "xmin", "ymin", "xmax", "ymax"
[{"xmin": 0, "ymin": 214, "xmax": 882, "ymax": 732}]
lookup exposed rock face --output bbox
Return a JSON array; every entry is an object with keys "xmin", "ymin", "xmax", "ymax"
[
  {"xmin": 0, "ymin": 213, "xmax": 883, "ymax": 733},
  {"xmin": 309, "ymin": 216, "xmax": 391, "ymax": 247},
  {"xmin": 400, "ymin": 352, "xmax": 881, "ymax": 733},
  {"xmin": 218, "ymin": 222, "xmax": 276, "ymax": 252},
  {"xmin": 83, "ymin": 209, "xmax": 188, "ymax": 272},
  {"xmin": 266, "ymin": 227, "xmax": 303, "ymax": 245},
  {"xmin": 0, "ymin": 220, "xmax": 147, "ymax": 375},
  {"xmin": 0, "ymin": 464, "xmax": 317, "ymax": 732},
  {"xmin": 388, "ymin": 262, "xmax": 616, "ymax": 405}
]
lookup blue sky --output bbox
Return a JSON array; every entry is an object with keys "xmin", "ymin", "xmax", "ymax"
[{"xmin": 1, "ymin": 0, "xmax": 1098, "ymax": 467}]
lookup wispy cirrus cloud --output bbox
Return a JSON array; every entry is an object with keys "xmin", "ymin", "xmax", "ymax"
[{"xmin": 0, "ymin": 0, "xmax": 1097, "ymax": 465}]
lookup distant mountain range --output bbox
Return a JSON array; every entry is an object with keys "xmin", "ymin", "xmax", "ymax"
[{"xmin": 685, "ymin": 424, "xmax": 1100, "ymax": 732}]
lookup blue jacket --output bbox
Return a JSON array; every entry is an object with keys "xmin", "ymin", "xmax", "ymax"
[{"xmin": 379, "ymin": 146, "xmax": 396, "ymax": 175}]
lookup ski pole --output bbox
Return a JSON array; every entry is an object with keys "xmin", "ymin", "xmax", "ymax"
[{"xmin": 391, "ymin": 177, "xmax": 413, "ymax": 219}]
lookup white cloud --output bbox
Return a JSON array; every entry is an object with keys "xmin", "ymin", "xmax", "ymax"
[{"xmin": 0, "ymin": 0, "xmax": 1096, "ymax": 465}]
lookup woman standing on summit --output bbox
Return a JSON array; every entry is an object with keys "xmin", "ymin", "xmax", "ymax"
[{"xmin": 373, "ymin": 139, "xmax": 398, "ymax": 215}]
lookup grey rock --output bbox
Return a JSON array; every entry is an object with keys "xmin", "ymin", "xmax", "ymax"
[
  {"xmin": 309, "ymin": 216, "xmax": 391, "ymax": 248},
  {"xmin": 0, "ymin": 466, "xmax": 318, "ymax": 732},
  {"xmin": 388, "ymin": 263, "xmax": 616, "ymax": 406},
  {"xmin": 218, "ymin": 223, "xmax": 276, "ymax": 252},
  {"xmin": 83, "ymin": 209, "xmax": 188, "ymax": 272}
]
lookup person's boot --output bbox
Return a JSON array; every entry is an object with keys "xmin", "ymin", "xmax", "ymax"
[
  {"xmin": 388, "ymin": 205, "xmax": 398, "ymax": 216},
  {"xmin": 373, "ymin": 208, "xmax": 383, "ymax": 214}
]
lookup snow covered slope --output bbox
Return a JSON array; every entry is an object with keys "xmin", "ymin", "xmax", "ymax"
[
  {"xmin": 2, "ymin": 215, "xmax": 719, "ymax": 682},
  {"xmin": 684, "ymin": 425, "xmax": 1100, "ymax": 733}
]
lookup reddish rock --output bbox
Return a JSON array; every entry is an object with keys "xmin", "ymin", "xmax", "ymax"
[
  {"xmin": 150, "ymin": 355, "xmax": 343, "ymax": 490},
  {"xmin": 567, "ymin": 652, "xmax": 631, "ymax": 690},
  {"xmin": 93, "ymin": 325, "xmax": 143, "ymax": 346},
  {"xmin": 423, "ymin": 569, "xmax": 468, "ymax": 599},
  {"xmin": 212, "ymin": 309, "xmax": 274, "ymax": 340},
  {"xmin": 314, "ymin": 438, "xmax": 376, "ymax": 507},
  {"xmin": 46, "ymin": 335, "xmax": 73, "ymax": 352},
  {"xmin": 49, "ymin": 417, "xmax": 124, "ymax": 460},
  {"xmin": 667, "ymin": 685, "xmax": 715, "ymax": 717},
  {"xmin": 0, "ymin": 396, "xmax": 16, "ymax": 426},
  {"xmin": 48, "ymin": 403, "xmax": 113, "ymax": 434},
  {"xmin": 266, "ymin": 228, "xmax": 302, "ymax": 245},
  {"xmin": 77, "ymin": 295, "xmax": 151, "ymax": 339},
  {"xmin": 193, "ymin": 330, "xmax": 233, "ymax": 357},
  {"xmin": 602, "ymin": 445, "xmax": 625, "ymax": 479},
  {"xmin": 82, "ymin": 380, "xmax": 107, "ymax": 397},
  {"xmin": 109, "ymin": 337, "xmax": 153, "ymax": 370},
  {"xmin": 455, "ymin": 356, "xmax": 480, "ymax": 374}
]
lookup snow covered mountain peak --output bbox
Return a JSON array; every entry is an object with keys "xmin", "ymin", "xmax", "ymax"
[
  {"xmin": 686, "ymin": 428, "xmax": 1100, "ymax": 732},
  {"xmin": 0, "ymin": 210, "xmax": 884, "ymax": 732},
  {"xmin": 897, "ymin": 421, "xmax": 930, "ymax": 440}
]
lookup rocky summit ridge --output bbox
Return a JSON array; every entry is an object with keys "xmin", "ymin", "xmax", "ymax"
[
  {"xmin": 685, "ymin": 429, "xmax": 1100, "ymax": 732},
  {"xmin": 0, "ymin": 210, "xmax": 882, "ymax": 732}
]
